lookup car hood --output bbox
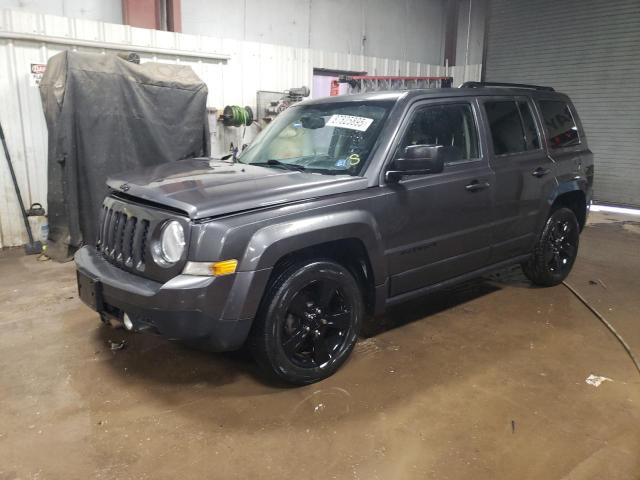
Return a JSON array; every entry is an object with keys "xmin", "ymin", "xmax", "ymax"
[{"xmin": 107, "ymin": 158, "xmax": 368, "ymax": 219}]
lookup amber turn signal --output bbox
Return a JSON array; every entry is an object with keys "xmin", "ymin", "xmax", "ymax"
[
  {"xmin": 210, "ymin": 259, "xmax": 238, "ymax": 276},
  {"xmin": 183, "ymin": 259, "xmax": 238, "ymax": 276}
]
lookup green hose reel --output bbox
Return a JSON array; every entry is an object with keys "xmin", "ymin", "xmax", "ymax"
[{"xmin": 222, "ymin": 105, "xmax": 254, "ymax": 127}]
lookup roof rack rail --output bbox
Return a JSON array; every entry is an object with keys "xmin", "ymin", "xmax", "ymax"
[{"xmin": 459, "ymin": 81, "xmax": 555, "ymax": 92}]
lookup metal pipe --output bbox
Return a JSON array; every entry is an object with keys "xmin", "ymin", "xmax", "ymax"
[
  {"xmin": 0, "ymin": 31, "xmax": 229, "ymax": 61},
  {"xmin": 0, "ymin": 121, "xmax": 35, "ymax": 246},
  {"xmin": 465, "ymin": 0, "xmax": 472, "ymax": 66}
]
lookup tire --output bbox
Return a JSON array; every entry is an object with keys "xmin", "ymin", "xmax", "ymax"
[
  {"xmin": 249, "ymin": 259, "xmax": 364, "ymax": 385},
  {"xmin": 522, "ymin": 207, "xmax": 580, "ymax": 287}
]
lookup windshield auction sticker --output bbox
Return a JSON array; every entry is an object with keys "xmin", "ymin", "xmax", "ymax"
[{"xmin": 326, "ymin": 114, "xmax": 374, "ymax": 132}]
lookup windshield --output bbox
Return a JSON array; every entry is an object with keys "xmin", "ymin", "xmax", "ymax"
[{"xmin": 238, "ymin": 100, "xmax": 394, "ymax": 175}]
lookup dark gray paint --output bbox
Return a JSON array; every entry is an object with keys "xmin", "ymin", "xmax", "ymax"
[
  {"xmin": 107, "ymin": 161, "xmax": 369, "ymax": 220},
  {"xmin": 76, "ymin": 87, "xmax": 594, "ymax": 351}
]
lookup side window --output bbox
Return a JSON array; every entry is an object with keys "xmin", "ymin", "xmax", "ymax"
[
  {"xmin": 395, "ymin": 104, "xmax": 479, "ymax": 164},
  {"xmin": 539, "ymin": 101, "xmax": 580, "ymax": 149},
  {"xmin": 484, "ymin": 101, "xmax": 527, "ymax": 155},
  {"xmin": 517, "ymin": 101, "xmax": 540, "ymax": 150}
]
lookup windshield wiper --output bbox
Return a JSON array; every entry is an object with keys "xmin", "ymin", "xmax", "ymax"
[{"xmin": 252, "ymin": 159, "xmax": 307, "ymax": 171}]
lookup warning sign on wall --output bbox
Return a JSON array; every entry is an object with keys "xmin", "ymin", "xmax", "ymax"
[{"xmin": 29, "ymin": 63, "xmax": 46, "ymax": 87}]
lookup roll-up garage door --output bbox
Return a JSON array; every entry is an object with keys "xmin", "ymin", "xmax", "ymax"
[{"xmin": 484, "ymin": 0, "xmax": 640, "ymax": 206}]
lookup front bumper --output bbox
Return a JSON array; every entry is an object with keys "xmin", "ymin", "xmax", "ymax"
[{"xmin": 75, "ymin": 246, "xmax": 269, "ymax": 351}]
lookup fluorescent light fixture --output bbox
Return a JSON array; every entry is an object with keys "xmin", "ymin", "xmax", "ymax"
[{"xmin": 590, "ymin": 204, "xmax": 640, "ymax": 216}]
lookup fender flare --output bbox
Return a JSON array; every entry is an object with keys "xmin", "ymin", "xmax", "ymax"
[
  {"xmin": 238, "ymin": 209, "xmax": 387, "ymax": 285},
  {"xmin": 547, "ymin": 177, "xmax": 588, "ymax": 207},
  {"xmin": 535, "ymin": 177, "xmax": 588, "ymax": 235},
  {"xmin": 220, "ymin": 210, "xmax": 386, "ymax": 323}
]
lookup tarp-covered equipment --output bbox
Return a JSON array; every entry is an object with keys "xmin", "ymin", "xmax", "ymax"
[{"xmin": 39, "ymin": 51, "xmax": 209, "ymax": 261}]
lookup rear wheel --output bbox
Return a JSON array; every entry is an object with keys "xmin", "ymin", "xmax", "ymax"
[
  {"xmin": 522, "ymin": 207, "xmax": 580, "ymax": 286},
  {"xmin": 249, "ymin": 260, "xmax": 363, "ymax": 385}
]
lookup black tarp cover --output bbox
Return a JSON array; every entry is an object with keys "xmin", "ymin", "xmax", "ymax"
[{"xmin": 40, "ymin": 51, "xmax": 209, "ymax": 261}]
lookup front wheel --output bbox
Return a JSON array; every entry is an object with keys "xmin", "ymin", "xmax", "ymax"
[
  {"xmin": 522, "ymin": 207, "xmax": 580, "ymax": 287},
  {"xmin": 249, "ymin": 260, "xmax": 363, "ymax": 385}
]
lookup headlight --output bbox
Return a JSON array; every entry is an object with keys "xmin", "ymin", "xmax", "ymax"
[{"xmin": 154, "ymin": 220, "xmax": 185, "ymax": 264}]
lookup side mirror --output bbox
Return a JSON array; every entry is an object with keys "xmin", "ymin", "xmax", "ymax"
[{"xmin": 386, "ymin": 145, "xmax": 445, "ymax": 182}]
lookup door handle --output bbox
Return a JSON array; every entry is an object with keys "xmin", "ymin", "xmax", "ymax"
[
  {"xmin": 465, "ymin": 180, "xmax": 490, "ymax": 192},
  {"xmin": 532, "ymin": 167, "xmax": 551, "ymax": 178}
]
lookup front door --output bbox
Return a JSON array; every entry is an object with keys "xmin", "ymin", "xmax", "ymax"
[{"xmin": 376, "ymin": 99, "xmax": 494, "ymax": 298}]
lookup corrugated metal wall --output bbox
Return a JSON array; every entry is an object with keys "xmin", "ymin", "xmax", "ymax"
[
  {"xmin": 484, "ymin": 0, "xmax": 640, "ymax": 207},
  {"xmin": 0, "ymin": 9, "xmax": 480, "ymax": 248}
]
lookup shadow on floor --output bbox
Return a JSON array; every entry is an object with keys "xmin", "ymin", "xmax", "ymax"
[
  {"xmin": 92, "ymin": 264, "xmax": 533, "ymax": 390},
  {"xmin": 93, "ymin": 323, "xmax": 263, "ymax": 387},
  {"xmin": 363, "ymin": 264, "xmax": 533, "ymax": 337}
]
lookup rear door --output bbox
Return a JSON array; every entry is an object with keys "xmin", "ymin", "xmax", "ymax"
[
  {"xmin": 376, "ymin": 98, "xmax": 495, "ymax": 297},
  {"xmin": 480, "ymin": 95, "xmax": 556, "ymax": 263}
]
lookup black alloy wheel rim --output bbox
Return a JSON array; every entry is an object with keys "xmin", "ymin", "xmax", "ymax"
[
  {"xmin": 546, "ymin": 219, "xmax": 577, "ymax": 274},
  {"xmin": 280, "ymin": 279, "xmax": 354, "ymax": 368}
]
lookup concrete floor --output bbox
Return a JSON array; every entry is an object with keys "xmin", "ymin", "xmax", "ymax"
[{"xmin": 1, "ymin": 211, "xmax": 639, "ymax": 480}]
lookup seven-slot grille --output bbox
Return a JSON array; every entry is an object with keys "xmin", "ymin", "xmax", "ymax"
[{"xmin": 97, "ymin": 204, "xmax": 150, "ymax": 272}]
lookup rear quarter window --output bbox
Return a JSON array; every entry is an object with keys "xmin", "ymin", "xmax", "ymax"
[{"xmin": 539, "ymin": 101, "xmax": 580, "ymax": 149}]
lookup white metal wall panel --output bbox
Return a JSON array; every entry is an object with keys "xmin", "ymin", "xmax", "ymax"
[
  {"xmin": 0, "ymin": 0, "xmax": 122, "ymax": 23},
  {"xmin": 182, "ymin": 0, "xmax": 447, "ymax": 65},
  {"xmin": 451, "ymin": 63, "xmax": 481, "ymax": 87},
  {"xmin": 484, "ymin": 0, "xmax": 640, "ymax": 206},
  {"xmin": 0, "ymin": 8, "xmax": 480, "ymax": 247}
]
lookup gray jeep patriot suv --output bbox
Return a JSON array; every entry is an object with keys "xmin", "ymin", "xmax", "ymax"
[{"xmin": 76, "ymin": 82, "xmax": 593, "ymax": 384}]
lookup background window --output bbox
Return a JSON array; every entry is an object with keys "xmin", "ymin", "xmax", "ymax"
[
  {"xmin": 485, "ymin": 101, "xmax": 527, "ymax": 155},
  {"xmin": 518, "ymin": 101, "xmax": 540, "ymax": 150},
  {"xmin": 539, "ymin": 101, "xmax": 580, "ymax": 149},
  {"xmin": 396, "ymin": 104, "xmax": 479, "ymax": 164}
]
